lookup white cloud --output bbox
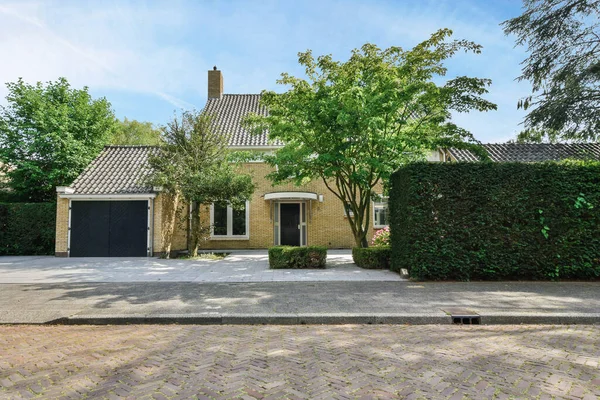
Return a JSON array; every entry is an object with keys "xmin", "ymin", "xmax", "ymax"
[
  {"xmin": 0, "ymin": 0, "xmax": 203, "ymax": 109},
  {"xmin": 0, "ymin": 0, "xmax": 531, "ymax": 142}
]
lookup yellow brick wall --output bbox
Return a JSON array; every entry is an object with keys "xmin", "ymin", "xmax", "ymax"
[
  {"xmin": 167, "ymin": 162, "xmax": 383, "ymax": 250},
  {"xmin": 55, "ymin": 196, "xmax": 69, "ymax": 255}
]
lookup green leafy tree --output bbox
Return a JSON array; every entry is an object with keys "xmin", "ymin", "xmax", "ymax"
[
  {"xmin": 0, "ymin": 77, "xmax": 117, "ymax": 202},
  {"xmin": 503, "ymin": 0, "xmax": 600, "ymax": 142},
  {"xmin": 246, "ymin": 30, "xmax": 496, "ymax": 247},
  {"xmin": 110, "ymin": 118, "xmax": 162, "ymax": 145},
  {"xmin": 148, "ymin": 111, "xmax": 255, "ymax": 257}
]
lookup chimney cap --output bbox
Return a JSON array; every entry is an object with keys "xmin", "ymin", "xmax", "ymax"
[{"xmin": 213, "ymin": 66, "xmax": 217, "ymax": 71}]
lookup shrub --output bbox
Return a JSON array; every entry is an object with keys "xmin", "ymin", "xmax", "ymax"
[
  {"xmin": 268, "ymin": 246, "xmax": 327, "ymax": 269},
  {"xmin": 390, "ymin": 161, "xmax": 600, "ymax": 281},
  {"xmin": 0, "ymin": 202, "xmax": 56, "ymax": 255},
  {"xmin": 371, "ymin": 226, "xmax": 390, "ymax": 247},
  {"xmin": 352, "ymin": 247, "xmax": 391, "ymax": 269}
]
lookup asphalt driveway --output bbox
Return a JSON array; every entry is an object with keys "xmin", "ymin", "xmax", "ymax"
[{"xmin": 0, "ymin": 250, "xmax": 403, "ymax": 283}]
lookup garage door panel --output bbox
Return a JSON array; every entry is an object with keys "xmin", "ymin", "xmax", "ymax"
[
  {"xmin": 70, "ymin": 200, "xmax": 148, "ymax": 257},
  {"xmin": 108, "ymin": 201, "xmax": 148, "ymax": 257},
  {"xmin": 70, "ymin": 201, "xmax": 110, "ymax": 257}
]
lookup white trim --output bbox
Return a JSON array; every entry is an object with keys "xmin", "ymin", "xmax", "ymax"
[
  {"xmin": 67, "ymin": 199, "xmax": 72, "ymax": 257},
  {"xmin": 264, "ymin": 192, "xmax": 318, "ymax": 201},
  {"xmin": 276, "ymin": 201, "xmax": 306, "ymax": 246},
  {"xmin": 210, "ymin": 201, "xmax": 250, "ymax": 240},
  {"xmin": 147, "ymin": 199, "xmax": 152, "ymax": 256},
  {"xmin": 56, "ymin": 186, "xmax": 74, "ymax": 194},
  {"xmin": 59, "ymin": 193, "xmax": 157, "ymax": 200}
]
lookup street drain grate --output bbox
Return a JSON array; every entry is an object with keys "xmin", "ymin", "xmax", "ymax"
[
  {"xmin": 441, "ymin": 308, "xmax": 481, "ymax": 325},
  {"xmin": 452, "ymin": 315, "xmax": 481, "ymax": 325}
]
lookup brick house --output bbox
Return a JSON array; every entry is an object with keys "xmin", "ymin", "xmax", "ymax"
[{"xmin": 54, "ymin": 69, "xmax": 600, "ymax": 257}]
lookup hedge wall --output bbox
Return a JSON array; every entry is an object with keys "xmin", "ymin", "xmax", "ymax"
[
  {"xmin": 0, "ymin": 203, "xmax": 56, "ymax": 255},
  {"xmin": 390, "ymin": 161, "xmax": 600, "ymax": 281},
  {"xmin": 268, "ymin": 246, "xmax": 327, "ymax": 269}
]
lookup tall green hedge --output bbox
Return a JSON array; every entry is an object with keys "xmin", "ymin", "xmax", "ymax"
[
  {"xmin": 390, "ymin": 161, "xmax": 600, "ymax": 281},
  {"xmin": 0, "ymin": 203, "xmax": 56, "ymax": 255}
]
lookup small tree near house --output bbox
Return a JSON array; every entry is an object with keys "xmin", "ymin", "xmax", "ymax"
[
  {"xmin": 147, "ymin": 111, "xmax": 255, "ymax": 257},
  {"xmin": 245, "ymin": 29, "xmax": 496, "ymax": 247}
]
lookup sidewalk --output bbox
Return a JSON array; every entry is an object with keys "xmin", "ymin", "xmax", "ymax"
[
  {"xmin": 0, "ymin": 250, "xmax": 402, "ymax": 283},
  {"xmin": 1, "ymin": 281, "xmax": 599, "ymax": 325}
]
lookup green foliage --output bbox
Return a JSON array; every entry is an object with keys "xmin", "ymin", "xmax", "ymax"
[
  {"xmin": 268, "ymin": 246, "xmax": 327, "ymax": 269},
  {"xmin": 0, "ymin": 78, "xmax": 117, "ymax": 202},
  {"xmin": 110, "ymin": 118, "xmax": 162, "ymax": 145},
  {"xmin": 0, "ymin": 203, "xmax": 56, "ymax": 255},
  {"xmin": 503, "ymin": 0, "xmax": 600, "ymax": 141},
  {"xmin": 390, "ymin": 161, "xmax": 600, "ymax": 281},
  {"xmin": 147, "ymin": 111, "xmax": 255, "ymax": 256},
  {"xmin": 246, "ymin": 30, "xmax": 496, "ymax": 247},
  {"xmin": 352, "ymin": 247, "xmax": 391, "ymax": 269}
]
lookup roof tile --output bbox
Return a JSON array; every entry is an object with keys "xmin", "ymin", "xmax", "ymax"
[
  {"xmin": 203, "ymin": 94, "xmax": 281, "ymax": 147},
  {"xmin": 448, "ymin": 143, "xmax": 600, "ymax": 162},
  {"xmin": 70, "ymin": 146, "xmax": 157, "ymax": 194}
]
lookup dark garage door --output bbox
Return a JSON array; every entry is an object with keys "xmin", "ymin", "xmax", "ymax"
[{"xmin": 70, "ymin": 201, "xmax": 148, "ymax": 257}]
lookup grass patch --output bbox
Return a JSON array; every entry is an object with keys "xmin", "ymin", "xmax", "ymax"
[{"xmin": 177, "ymin": 252, "xmax": 230, "ymax": 260}]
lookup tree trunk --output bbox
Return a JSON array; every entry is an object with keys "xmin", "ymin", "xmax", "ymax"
[
  {"xmin": 188, "ymin": 201, "xmax": 201, "ymax": 257},
  {"xmin": 161, "ymin": 192, "xmax": 179, "ymax": 258}
]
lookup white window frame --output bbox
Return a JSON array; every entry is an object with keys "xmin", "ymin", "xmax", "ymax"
[
  {"xmin": 373, "ymin": 195, "xmax": 389, "ymax": 229},
  {"xmin": 210, "ymin": 201, "xmax": 250, "ymax": 240}
]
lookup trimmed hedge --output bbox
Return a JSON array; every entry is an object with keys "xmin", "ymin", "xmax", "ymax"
[
  {"xmin": 352, "ymin": 247, "xmax": 391, "ymax": 269},
  {"xmin": 390, "ymin": 161, "xmax": 600, "ymax": 281},
  {"xmin": 268, "ymin": 246, "xmax": 327, "ymax": 269},
  {"xmin": 0, "ymin": 202, "xmax": 56, "ymax": 255}
]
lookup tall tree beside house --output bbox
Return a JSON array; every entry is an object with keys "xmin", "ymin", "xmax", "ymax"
[
  {"xmin": 110, "ymin": 118, "xmax": 162, "ymax": 145},
  {"xmin": 0, "ymin": 77, "xmax": 117, "ymax": 202},
  {"xmin": 245, "ymin": 30, "xmax": 497, "ymax": 248},
  {"xmin": 503, "ymin": 0, "xmax": 600, "ymax": 142},
  {"xmin": 147, "ymin": 111, "xmax": 255, "ymax": 257}
]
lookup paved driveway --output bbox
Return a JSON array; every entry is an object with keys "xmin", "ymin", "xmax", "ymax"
[
  {"xmin": 1, "ymin": 325, "xmax": 598, "ymax": 399},
  {"xmin": 0, "ymin": 250, "xmax": 402, "ymax": 283}
]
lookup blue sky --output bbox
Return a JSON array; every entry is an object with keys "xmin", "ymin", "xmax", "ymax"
[{"xmin": 0, "ymin": 0, "xmax": 530, "ymax": 143}]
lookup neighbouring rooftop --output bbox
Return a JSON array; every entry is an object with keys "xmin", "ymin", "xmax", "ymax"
[{"xmin": 449, "ymin": 143, "xmax": 600, "ymax": 162}]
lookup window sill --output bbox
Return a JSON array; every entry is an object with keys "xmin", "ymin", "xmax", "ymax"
[
  {"xmin": 210, "ymin": 236, "xmax": 250, "ymax": 241},
  {"xmin": 373, "ymin": 225, "xmax": 389, "ymax": 229}
]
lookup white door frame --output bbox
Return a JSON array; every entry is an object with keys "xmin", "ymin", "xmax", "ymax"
[{"xmin": 275, "ymin": 201, "xmax": 307, "ymax": 246}]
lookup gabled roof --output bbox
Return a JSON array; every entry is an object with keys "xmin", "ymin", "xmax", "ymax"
[
  {"xmin": 203, "ymin": 94, "xmax": 281, "ymax": 147},
  {"xmin": 448, "ymin": 143, "xmax": 600, "ymax": 162},
  {"xmin": 70, "ymin": 146, "xmax": 157, "ymax": 194}
]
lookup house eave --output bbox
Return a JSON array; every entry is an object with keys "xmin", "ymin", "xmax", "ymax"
[{"xmin": 58, "ymin": 193, "xmax": 157, "ymax": 200}]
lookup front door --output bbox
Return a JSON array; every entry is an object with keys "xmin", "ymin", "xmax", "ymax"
[{"xmin": 280, "ymin": 203, "xmax": 300, "ymax": 246}]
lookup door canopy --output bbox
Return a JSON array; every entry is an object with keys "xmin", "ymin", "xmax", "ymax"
[{"xmin": 264, "ymin": 192, "xmax": 318, "ymax": 201}]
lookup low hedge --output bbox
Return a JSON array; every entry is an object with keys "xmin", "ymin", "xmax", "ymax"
[
  {"xmin": 0, "ymin": 202, "xmax": 56, "ymax": 255},
  {"xmin": 390, "ymin": 161, "xmax": 600, "ymax": 281},
  {"xmin": 268, "ymin": 246, "xmax": 327, "ymax": 269},
  {"xmin": 352, "ymin": 247, "xmax": 391, "ymax": 269}
]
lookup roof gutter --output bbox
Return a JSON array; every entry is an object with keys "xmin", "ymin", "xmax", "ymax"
[{"xmin": 58, "ymin": 193, "xmax": 157, "ymax": 200}]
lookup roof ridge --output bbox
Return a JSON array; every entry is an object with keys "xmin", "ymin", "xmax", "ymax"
[{"xmin": 104, "ymin": 145, "xmax": 159, "ymax": 149}]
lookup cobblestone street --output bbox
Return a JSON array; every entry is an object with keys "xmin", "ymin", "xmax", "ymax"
[{"xmin": 1, "ymin": 325, "xmax": 599, "ymax": 399}]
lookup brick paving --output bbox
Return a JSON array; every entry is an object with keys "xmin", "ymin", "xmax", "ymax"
[{"xmin": 0, "ymin": 325, "xmax": 599, "ymax": 399}]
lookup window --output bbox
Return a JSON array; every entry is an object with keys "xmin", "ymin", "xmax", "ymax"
[
  {"xmin": 373, "ymin": 196, "xmax": 389, "ymax": 228},
  {"xmin": 211, "ymin": 201, "xmax": 249, "ymax": 238}
]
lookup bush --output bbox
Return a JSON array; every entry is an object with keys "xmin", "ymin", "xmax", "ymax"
[
  {"xmin": 0, "ymin": 202, "xmax": 56, "ymax": 255},
  {"xmin": 371, "ymin": 226, "xmax": 390, "ymax": 247},
  {"xmin": 390, "ymin": 161, "xmax": 600, "ymax": 281},
  {"xmin": 268, "ymin": 246, "xmax": 327, "ymax": 269},
  {"xmin": 352, "ymin": 247, "xmax": 391, "ymax": 269}
]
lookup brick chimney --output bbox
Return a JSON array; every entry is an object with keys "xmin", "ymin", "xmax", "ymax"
[{"xmin": 208, "ymin": 66, "xmax": 223, "ymax": 98}]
